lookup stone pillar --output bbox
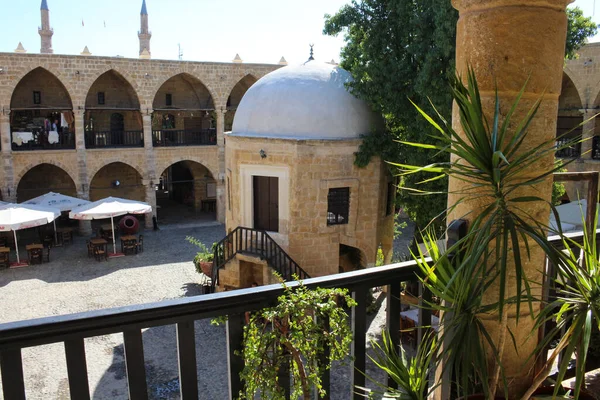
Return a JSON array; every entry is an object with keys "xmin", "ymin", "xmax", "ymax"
[
  {"xmin": 74, "ymin": 110, "xmax": 92, "ymax": 235},
  {"xmin": 142, "ymin": 112, "xmax": 157, "ymax": 228},
  {"xmin": 0, "ymin": 113, "xmax": 15, "ymax": 202},
  {"xmin": 216, "ymin": 109, "xmax": 227, "ymax": 224},
  {"xmin": 445, "ymin": 0, "xmax": 571, "ymax": 397},
  {"xmin": 581, "ymin": 109, "xmax": 597, "ymax": 159},
  {"xmin": 144, "ymin": 180, "xmax": 157, "ymax": 228}
]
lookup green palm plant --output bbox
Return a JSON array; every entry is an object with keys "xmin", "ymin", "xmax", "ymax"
[
  {"xmin": 365, "ymin": 330, "xmax": 437, "ymax": 400},
  {"xmin": 378, "ymin": 67, "xmax": 582, "ymax": 398},
  {"xmin": 523, "ymin": 209, "xmax": 600, "ymax": 399}
]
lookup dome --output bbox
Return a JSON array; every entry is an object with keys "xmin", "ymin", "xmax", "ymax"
[{"xmin": 231, "ymin": 61, "xmax": 379, "ymax": 140}]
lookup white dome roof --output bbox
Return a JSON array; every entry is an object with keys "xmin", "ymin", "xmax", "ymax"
[{"xmin": 231, "ymin": 61, "xmax": 379, "ymax": 140}]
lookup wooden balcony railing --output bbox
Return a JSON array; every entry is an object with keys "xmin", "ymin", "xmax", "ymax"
[
  {"xmin": 0, "ymin": 225, "xmax": 595, "ymax": 399},
  {"xmin": 84, "ymin": 130, "xmax": 144, "ymax": 149},
  {"xmin": 152, "ymin": 129, "xmax": 217, "ymax": 147},
  {"xmin": 0, "ymin": 258, "xmax": 425, "ymax": 400}
]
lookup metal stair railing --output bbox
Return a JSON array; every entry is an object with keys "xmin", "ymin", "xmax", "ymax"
[{"xmin": 211, "ymin": 227, "xmax": 309, "ymax": 289}]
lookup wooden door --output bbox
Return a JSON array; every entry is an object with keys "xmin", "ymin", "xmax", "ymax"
[{"xmin": 253, "ymin": 176, "xmax": 278, "ymax": 232}]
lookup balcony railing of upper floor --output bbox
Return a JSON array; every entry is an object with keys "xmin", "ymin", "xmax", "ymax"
[
  {"xmin": 11, "ymin": 130, "xmax": 75, "ymax": 151},
  {"xmin": 0, "ymin": 226, "xmax": 595, "ymax": 400},
  {"xmin": 84, "ymin": 130, "xmax": 144, "ymax": 149},
  {"xmin": 152, "ymin": 129, "xmax": 217, "ymax": 147}
]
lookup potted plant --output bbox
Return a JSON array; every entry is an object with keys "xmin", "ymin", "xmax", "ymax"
[
  {"xmin": 367, "ymin": 68, "xmax": 597, "ymax": 399},
  {"xmin": 186, "ymin": 236, "xmax": 215, "ymax": 276}
]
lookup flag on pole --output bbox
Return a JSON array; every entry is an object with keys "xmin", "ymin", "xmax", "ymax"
[
  {"xmin": 104, "ymin": 20, "xmax": 106, "ymax": 27},
  {"xmin": 82, "ymin": 19, "xmax": 84, "ymax": 27}
]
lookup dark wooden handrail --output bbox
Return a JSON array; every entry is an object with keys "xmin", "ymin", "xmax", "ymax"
[{"xmin": 211, "ymin": 226, "xmax": 310, "ymax": 289}]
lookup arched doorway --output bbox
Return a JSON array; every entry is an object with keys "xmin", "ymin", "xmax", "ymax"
[
  {"xmin": 89, "ymin": 162, "xmax": 144, "ymax": 202},
  {"xmin": 556, "ymin": 73, "xmax": 583, "ymax": 159},
  {"xmin": 152, "ymin": 74, "xmax": 216, "ymax": 146},
  {"xmin": 156, "ymin": 161, "xmax": 217, "ymax": 224},
  {"xmin": 226, "ymin": 75, "xmax": 257, "ymax": 131},
  {"xmin": 10, "ymin": 67, "xmax": 75, "ymax": 150},
  {"xmin": 85, "ymin": 70, "xmax": 143, "ymax": 148},
  {"xmin": 17, "ymin": 164, "xmax": 77, "ymax": 203},
  {"xmin": 338, "ymin": 244, "xmax": 365, "ymax": 273}
]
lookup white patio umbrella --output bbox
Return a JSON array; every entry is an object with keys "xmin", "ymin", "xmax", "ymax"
[
  {"xmin": 69, "ymin": 197, "xmax": 152, "ymax": 255},
  {"xmin": 23, "ymin": 192, "xmax": 91, "ymax": 243},
  {"xmin": 0, "ymin": 203, "xmax": 60, "ymax": 264}
]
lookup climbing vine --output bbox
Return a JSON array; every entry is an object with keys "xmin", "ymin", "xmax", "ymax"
[{"xmin": 238, "ymin": 281, "xmax": 356, "ymax": 400}]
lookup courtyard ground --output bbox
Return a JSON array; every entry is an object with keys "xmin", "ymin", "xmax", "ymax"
[{"xmin": 0, "ymin": 220, "xmax": 415, "ymax": 400}]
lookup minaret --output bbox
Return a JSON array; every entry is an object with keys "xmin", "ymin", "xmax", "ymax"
[
  {"xmin": 138, "ymin": 0, "xmax": 151, "ymax": 57},
  {"xmin": 39, "ymin": 0, "xmax": 53, "ymax": 54}
]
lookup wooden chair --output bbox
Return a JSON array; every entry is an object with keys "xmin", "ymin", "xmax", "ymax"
[
  {"xmin": 137, "ymin": 235, "xmax": 144, "ymax": 253},
  {"xmin": 123, "ymin": 240, "xmax": 137, "ymax": 255},
  {"xmin": 93, "ymin": 246, "xmax": 107, "ymax": 261},
  {"xmin": 86, "ymin": 240, "xmax": 93, "ymax": 258},
  {"xmin": 42, "ymin": 234, "xmax": 53, "ymax": 248},
  {"xmin": 0, "ymin": 252, "xmax": 9, "ymax": 269},
  {"xmin": 42, "ymin": 247, "xmax": 50, "ymax": 263},
  {"xmin": 62, "ymin": 231, "xmax": 73, "ymax": 246},
  {"xmin": 29, "ymin": 248, "xmax": 43, "ymax": 265},
  {"xmin": 0, "ymin": 237, "xmax": 8, "ymax": 248}
]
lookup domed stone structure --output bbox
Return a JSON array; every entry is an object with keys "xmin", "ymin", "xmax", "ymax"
[
  {"xmin": 231, "ymin": 61, "xmax": 379, "ymax": 140},
  {"xmin": 220, "ymin": 61, "xmax": 395, "ymax": 289}
]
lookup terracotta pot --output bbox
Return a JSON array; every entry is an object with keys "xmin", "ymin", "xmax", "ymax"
[
  {"xmin": 199, "ymin": 261, "xmax": 212, "ymax": 276},
  {"xmin": 119, "ymin": 215, "xmax": 139, "ymax": 235}
]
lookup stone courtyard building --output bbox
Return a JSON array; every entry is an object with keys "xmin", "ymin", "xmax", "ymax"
[
  {"xmin": 559, "ymin": 42, "xmax": 600, "ymax": 198},
  {"xmin": 0, "ymin": 0, "xmax": 281, "ymax": 232},
  {"xmin": 218, "ymin": 61, "xmax": 396, "ymax": 289}
]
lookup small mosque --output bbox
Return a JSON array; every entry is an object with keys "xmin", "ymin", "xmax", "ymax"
[{"xmin": 216, "ymin": 54, "xmax": 396, "ymax": 289}]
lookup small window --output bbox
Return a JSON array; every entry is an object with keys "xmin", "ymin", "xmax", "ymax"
[
  {"xmin": 33, "ymin": 91, "xmax": 41, "ymax": 105},
  {"xmin": 327, "ymin": 187, "xmax": 350, "ymax": 225},
  {"xmin": 386, "ymin": 182, "xmax": 395, "ymax": 216},
  {"xmin": 97, "ymin": 92, "xmax": 105, "ymax": 105},
  {"xmin": 166, "ymin": 93, "xmax": 173, "ymax": 106}
]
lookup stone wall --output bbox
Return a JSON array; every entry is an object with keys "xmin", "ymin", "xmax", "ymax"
[
  {"xmin": 224, "ymin": 135, "xmax": 394, "ymax": 284},
  {"xmin": 0, "ymin": 51, "xmax": 280, "ymax": 222}
]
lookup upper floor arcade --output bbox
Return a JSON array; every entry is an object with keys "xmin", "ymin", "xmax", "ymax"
[{"xmin": 0, "ymin": 52, "xmax": 275, "ymax": 151}]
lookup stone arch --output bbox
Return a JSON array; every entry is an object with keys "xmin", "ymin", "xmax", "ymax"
[
  {"xmin": 152, "ymin": 73, "xmax": 214, "ymax": 110},
  {"xmin": 85, "ymin": 69, "xmax": 141, "ymax": 109},
  {"xmin": 10, "ymin": 67, "xmax": 74, "ymax": 112},
  {"xmin": 227, "ymin": 74, "xmax": 258, "ymax": 109},
  {"xmin": 559, "ymin": 72, "xmax": 583, "ymax": 112},
  {"xmin": 338, "ymin": 243, "xmax": 367, "ymax": 273},
  {"xmin": 16, "ymin": 163, "xmax": 78, "ymax": 203},
  {"xmin": 89, "ymin": 161, "xmax": 145, "ymax": 202},
  {"xmin": 156, "ymin": 159, "xmax": 218, "ymax": 221},
  {"xmin": 151, "ymin": 72, "xmax": 218, "ymax": 110},
  {"xmin": 15, "ymin": 160, "xmax": 78, "ymax": 189},
  {"xmin": 88, "ymin": 159, "xmax": 146, "ymax": 186},
  {"xmin": 155, "ymin": 156, "xmax": 218, "ymax": 183},
  {"xmin": 8, "ymin": 66, "xmax": 76, "ymax": 108}
]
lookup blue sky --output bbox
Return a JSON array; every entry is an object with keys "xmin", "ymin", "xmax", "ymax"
[{"xmin": 0, "ymin": 0, "xmax": 597, "ymax": 65}]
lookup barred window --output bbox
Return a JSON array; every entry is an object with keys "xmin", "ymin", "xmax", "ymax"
[
  {"xmin": 166, "ymin": 93, "xmax": 173, "ymax": 106},
  {"xmin": 33, "ymin": 91, "xmax": 41, "ymax": 105},
  {"xmin": 327, "ymin": 187, "xmax": 350, "ymax": 225},
  {"xmin": 97, "ymin": 92, "xmax": 105, "ymax": 105}
]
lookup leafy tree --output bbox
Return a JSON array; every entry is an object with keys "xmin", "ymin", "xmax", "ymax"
[
  {"xmin": 566, "ymin": 7, "xmax": 598, "ymax": 59},
  {"xmin": 324, "ymin": 1, "xmax": 596, "ymax": 229}
]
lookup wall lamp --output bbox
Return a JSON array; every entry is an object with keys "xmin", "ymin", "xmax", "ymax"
[
  {"xmin": 0, "ymin": 68, "xmax": 5, "ymax": 74},
  {"xmin": 144, "ymin": 73, "xmax": 151, "ymax": 78},
  {"xmin": 75, "ymin": 70, "xmax": 80, "ymax": 75},
  {"xmin": 112, "ymin": 180, "xmax": 121, "ymax": 188},
  {"xmin": 259, "ymin": 149, "xmax": 267, "ymax": 159}
]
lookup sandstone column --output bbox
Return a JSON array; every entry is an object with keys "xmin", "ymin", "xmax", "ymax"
[
  {"xmin": 0, "ymin": 113, "xmax": 15, "ymax": 202},
  {"xmin": 445, "ymin": 0, "xmax": 572, "ymax": 397},
  {"xmin": 216, "ymin": 109, "xmax": 227, "ymax": 223},
  {"xmin": 74, "ymin": 109, "xmax": 92, "ymax": 235},
  {"xmin": 142, "ymin": 112, "xmax": 157, "ymax": 227},
  {"xmin": 144, "ymin": 179, "xmax": 157, "ymax": 228}
]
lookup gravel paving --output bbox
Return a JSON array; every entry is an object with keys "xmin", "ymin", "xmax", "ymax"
[{"xmin": 0, "ymin": 220, "xmax": 415, "ymax": 400}]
